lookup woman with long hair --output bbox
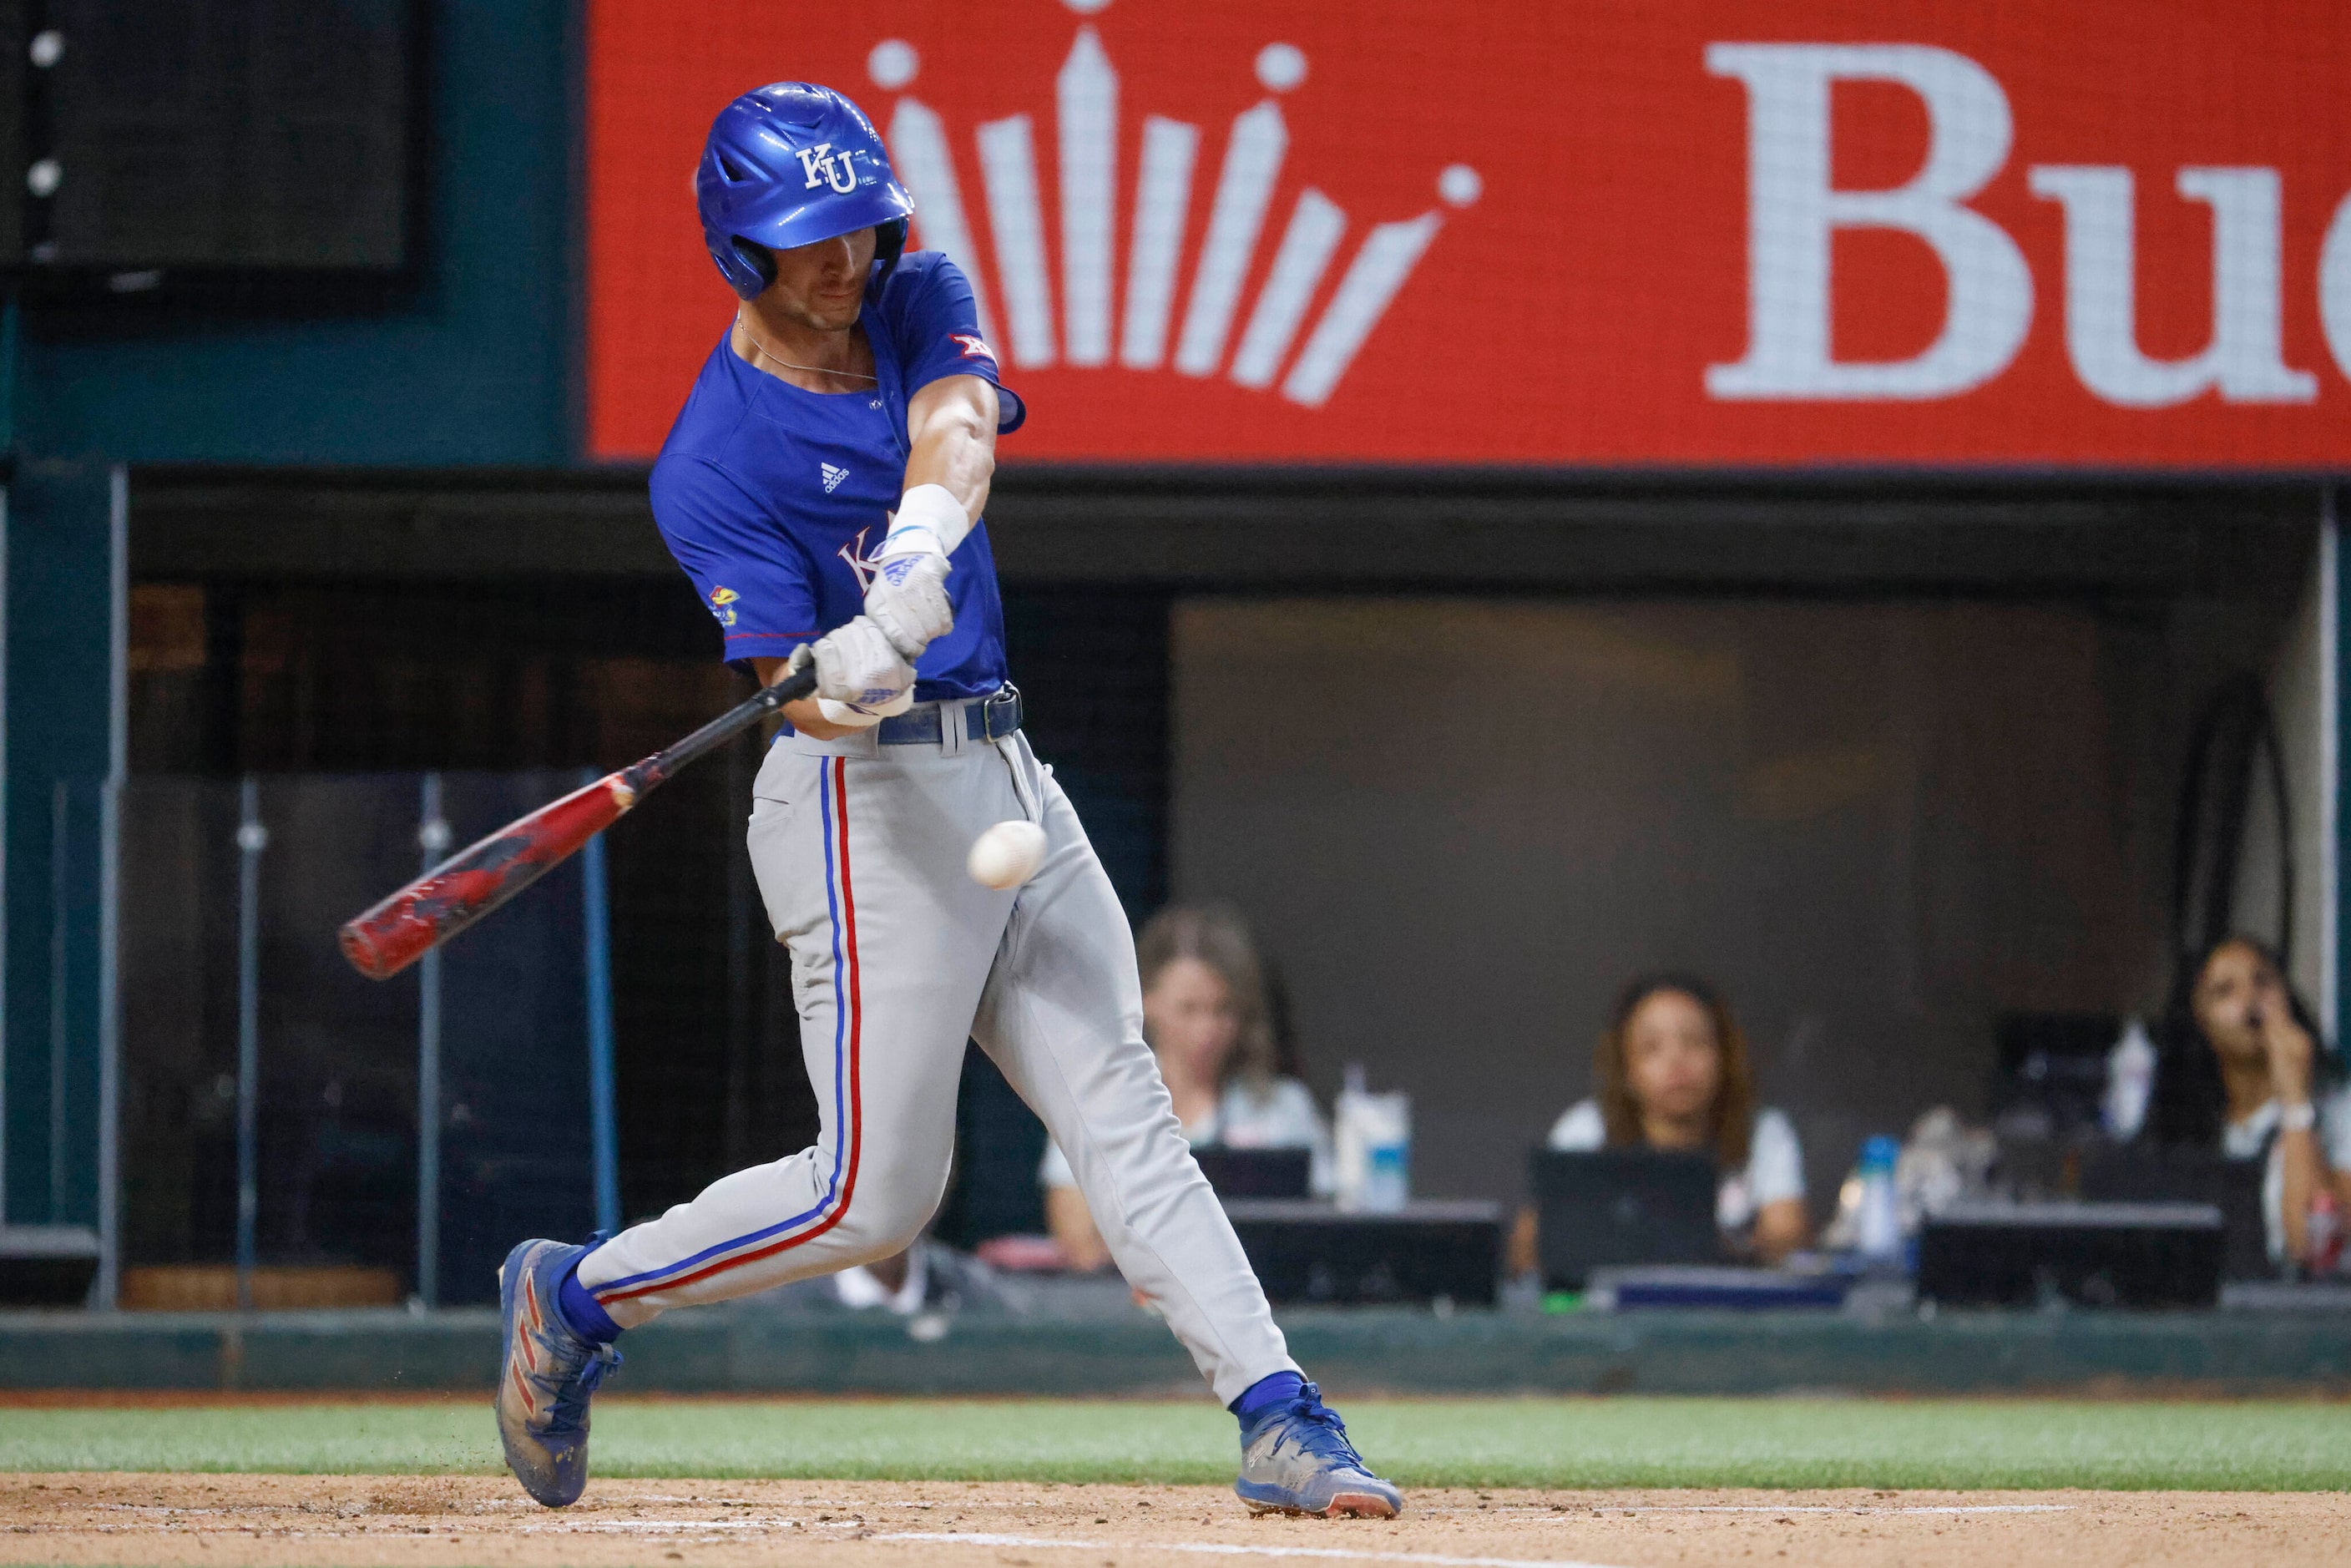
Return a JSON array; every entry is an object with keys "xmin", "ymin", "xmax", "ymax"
[
  {"xmin": 1042, "ymin": 904, "xmax": 1332, "ymax": 1272},
  {"xmin": 1515, "ymin": 974, "xmax": 1808, "ymax": 1271},
  {"xmin": 2145, "ymin": 934, "xmax": 2351, "ymax": 1265}
]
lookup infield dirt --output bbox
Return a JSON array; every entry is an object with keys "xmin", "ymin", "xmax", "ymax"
[{"xmin": 0, "ymin": 1474, "xmax": 2343, "ymax": 1568}]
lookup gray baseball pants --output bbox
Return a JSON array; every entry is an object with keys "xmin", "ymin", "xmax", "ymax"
[{"xmin": 573, "ymin": 706, "xmax": 1298, "ymax": 1405}]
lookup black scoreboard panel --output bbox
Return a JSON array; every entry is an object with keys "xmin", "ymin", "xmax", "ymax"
[{"xmin": 23, "ymin": 0, "xmax": 417, "ymax": 279}]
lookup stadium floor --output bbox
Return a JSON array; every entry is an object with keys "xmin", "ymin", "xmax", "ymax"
[
  {"xmin": 1, "ymin": 1395, "xmax": 2346, "ymax": 1491},
  {"xmin": 0, "ymin": 1473, "xmax": 2343, "ymax": 1568},
  {"xmin": 0, "ymin": 1397, "xmax": 2344, "ymax": 1565}
]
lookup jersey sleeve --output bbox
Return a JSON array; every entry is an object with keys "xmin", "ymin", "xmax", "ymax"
[
  {"xmin": 1746, "ymin": 1108, "xmax": 1807, "ymax": 1204},
  {"xmin": 1545, "ymin": 1100, "xmax": 1606, "ymax": 1151},
  {"xmin": 2321, "ymin": 1082, "xmax": 2351, "ymax": 1171},
  {"xmin": 650, "ymin": 455, "xmax": 822, "ymax": 665},
  {"xmin": 887, "ymin": 254, "xmax": 1027, "ymax": 432}
]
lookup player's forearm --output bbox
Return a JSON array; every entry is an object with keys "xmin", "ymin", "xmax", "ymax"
[
  {"xmin": 1044, "ymin": 1185, "xmax": 1110, "ymax": 1272},
  {"xmin": 902, "ymin": 376, "xmax": 999, "ymax": 523},
  {"xmin": 1505, "ymin": 1206, "xmax": 1540, "ymax": 1277},
  {"xmin": 903, "ymin": 412, "xmax": 993, "ymax": 521},
  {"xmin": 2277, "ymin": 1126, "xmax": 2319, "ymax": 1258},
  {"xmin": 1752, "ymin": 1198, "xmax": 1811, "ymax": 1266},
  {"xmin": 752, "ymin": 656, "xmax": 862, "ymax": 739}
]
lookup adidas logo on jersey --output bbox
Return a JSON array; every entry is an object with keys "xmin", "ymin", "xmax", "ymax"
[
  {"xmin": 820, "ymin": 463, "xmax": 850, "ymax": 493},
  {"xmin": 866, "ymin": 6, "xmax": 1479, "ymax": 407}
]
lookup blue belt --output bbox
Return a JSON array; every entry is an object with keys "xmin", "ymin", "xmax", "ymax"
[{"xmin": 876, "ymin": 685, "xmax": 1024, "ymax": 746}]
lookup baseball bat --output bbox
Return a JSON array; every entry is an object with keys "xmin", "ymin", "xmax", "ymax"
[{"xmin": 339, "ymin": 665, "xmax": 817, "ymax": 980}]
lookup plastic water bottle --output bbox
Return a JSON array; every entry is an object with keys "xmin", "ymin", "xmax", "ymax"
[
  {"xmin": 1855, "ymin": 1135, "xmax": 1904, "ymax": 1267},
  {"xmin": 1333, "ymin": 1065, "xmax": 1411, "ymax": 1212},
  {"xmin": 1332, "ymin": 1065, "xmax": 1370, "ymax": 1208}
]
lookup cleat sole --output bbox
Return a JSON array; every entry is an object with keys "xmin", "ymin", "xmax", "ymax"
[
  {"xmin": 1241, "ymin": 1493, "xmax": 1401, "ymax": 1520},
  {"xmin": 1321, "ymin": 1492, "xmax": 1399, "ymax": 1519}
]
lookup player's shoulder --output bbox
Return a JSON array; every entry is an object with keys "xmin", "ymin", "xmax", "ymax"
[
  {"xmin": 876, "ymin": 247, "xmax": 966, "ymax": 303},
  {"xmin": 657, "ymin": 337, "xmax": 760, "ymax": 466},
  {"xmin": 2318, "ymin": 1077, "xmax": 2351, "ymax": 1137},
  {"xmin": 1749, "ymin": 1105, "xmax": 1802, "ymax": 1156},
  {"xmin": 1272, "ymin": 1075, "xmax": 1326, "ymax": 1120},
  {"xmin": 650, "ymin": 362, "xmax": 769, "ymax": 533},
  {"xmin": 1230, "ymin": 1075, "xmax": 1321, "ymax": 1123},
  {"xmin": 1545, "ymin": 1099, "xmax": 1605, "ymax": 1151},
  {"xmin": 869, "ymin": 250, "xmax": 983, "ymax": 347}
]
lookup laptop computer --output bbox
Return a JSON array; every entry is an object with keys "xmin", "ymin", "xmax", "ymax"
[
  {"xmin": 1530, "ymin": 1148, "xmax": 1721, "ymax": 1289},
  {"xmin": 1991, "ymin": 1011, "xmax": 2121, "ymax": 1136},
  {"xmin": 1918, "ymin": 1200, "xmax": 2225, "ymax": 1308},
  {"xmin": 1191, "ymin": 1146, "xmax": 1313, "ymax": 1200},
  {"xmin": 1222, "ymin": 1199, "xmax": 1504, "ymax": 1305},
  {"xmin": 2081, "ymin": 1146, "xmax": 2272, "ymax": 1281}
]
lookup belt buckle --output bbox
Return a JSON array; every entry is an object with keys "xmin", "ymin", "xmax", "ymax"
[{"xmin": 980, "ymin": 683, "xmax": 1020, "ymax": 741}]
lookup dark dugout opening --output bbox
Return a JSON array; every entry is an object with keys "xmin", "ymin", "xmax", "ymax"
[{"xmin": 122, "ymin": 466, "xmax": 2323, "ymax": 1260}]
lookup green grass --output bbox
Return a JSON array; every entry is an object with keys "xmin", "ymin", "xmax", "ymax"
[{"xmin": 0, "ymin": 1398, "xmax": 2344, "ymax": 1491}]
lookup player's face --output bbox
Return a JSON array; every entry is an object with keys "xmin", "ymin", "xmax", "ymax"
[
  {"xmin": 2194, "ymin": 939, "xmax": 2283, "ymax": 1063},
  {"xmin": 1621, "ymin": 989, "xmax": 1723, "ymax": 1126},
  {"xmin": 1144, "ymin": 956, "xmax": 1242, "ymax": 1086},
  {"xmin": 760, "ymin": 226, "xmax": 879, "ymax": 332}
]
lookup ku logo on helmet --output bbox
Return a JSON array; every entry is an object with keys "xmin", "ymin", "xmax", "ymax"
[{"xmin": 796, "ymin": 143, "xmax": 866, "ymax": 194}]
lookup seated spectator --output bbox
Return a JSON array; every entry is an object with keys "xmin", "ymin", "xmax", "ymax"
[
  {"xmin": 744, "ymin": 1237, "xmax": 1014, "ymax": 1315},
  {"xmin": 2146, "ymin": 934, "xmax": 2351, "ymax": 1266},
  {"xmin": 1043, "ymin": 904, "xmax": 1332, "ymax": 1271},
  {"xmin": 1514, "ymin": 974, "xmax": 1809, "ymax": 1271}
]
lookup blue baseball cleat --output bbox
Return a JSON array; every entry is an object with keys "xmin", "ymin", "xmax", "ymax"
[
  {"xmin": 495, "ymin": 1238, "xmax": 621, "ymax": 1508},
  {"xmin": 1233, "ymin": 1381, "xmax": 1403, "ymax": 1518}
]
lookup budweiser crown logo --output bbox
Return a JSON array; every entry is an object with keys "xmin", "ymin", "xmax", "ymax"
[{"xmin": 867, "ymin": 0, "xmax": 1481, "ymax": 408}]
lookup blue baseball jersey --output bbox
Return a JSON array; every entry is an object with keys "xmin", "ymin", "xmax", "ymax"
[{"xmin": 649, "ymin": 251, "xmax": 1025, "ymax": 701}]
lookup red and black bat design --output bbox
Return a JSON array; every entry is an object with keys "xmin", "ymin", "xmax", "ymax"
[{"xmin": 339, "ymin": 665, "xmax": 817, "ymax": 980}]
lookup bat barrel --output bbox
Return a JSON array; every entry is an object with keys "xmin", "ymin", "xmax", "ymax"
[
  {"xmin": 338, "ymin": 771, "xmax": 635, "ymax": 980},
  {"xmin": 339, "ymin": 898, "xmax": 442, "ymax": 981},
  {"xmin": 336, "ymin": 671, "xmax": 811, "ymax": 981}
]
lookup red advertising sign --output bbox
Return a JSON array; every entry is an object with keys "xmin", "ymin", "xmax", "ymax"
[{"xmin": 587, "ymin": 0, "xmax": 2351, "ymax": 467}]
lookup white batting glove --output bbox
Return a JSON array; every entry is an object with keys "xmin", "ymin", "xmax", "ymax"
[
  {"xmin": 864, "ymin": 550, "xmax": 952, "ymax": 660},
  {"xmin": 790, "ymin": 618, "xmax": 916, "ymax": 729},
  {"xmin": 862, "ymin": 483, "xmax": 968, "ymax": 659}
]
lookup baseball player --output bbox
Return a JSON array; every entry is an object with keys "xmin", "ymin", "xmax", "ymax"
[{"xmin": 491, "ymin": 83, "xmax": 1401, "ymax": 1520}]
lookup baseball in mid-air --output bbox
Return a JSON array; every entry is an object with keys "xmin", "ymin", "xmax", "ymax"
[{"xmin": 967, "ymin": 820, "xmax": 1047, "ymax": 889}]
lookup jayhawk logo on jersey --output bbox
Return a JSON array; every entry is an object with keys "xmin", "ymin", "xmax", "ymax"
[
  {"xmin": 708, "ymin": 585, "xmax": 739, "ymax": 626},
  {"xmin": 838, "ymin": 528, "xmax": 880, "ymax": 593}
]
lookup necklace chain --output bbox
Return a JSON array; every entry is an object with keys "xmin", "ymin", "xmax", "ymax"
[{"xmin": 734, "ymin": 313, "xmax": 879, "ymax": 385}]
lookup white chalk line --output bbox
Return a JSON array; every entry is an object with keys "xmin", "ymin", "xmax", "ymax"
[
  {"xmin": 523, "ymin": 1504, "xmax": 2074, "ymax": 1540},
  {"xmin": 1608, "ymin": 1505, "xmax": 2071, "ymax": 1516},
  {"xmin": 525, "ymin": 1518, "xmax": 814, "ymax": 1532},
  {"xmin": 873, "ymin": 1531, "xmax": 1635, "ymax": 1568},
  {"xmin": 528, "ymin": 1521, "xmax": 1636, "ymax": 1567}
]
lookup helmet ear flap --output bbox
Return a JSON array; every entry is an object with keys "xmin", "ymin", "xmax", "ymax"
[
  {"xmin": 876, "ymin": 217, "xmax": 910, "ymax": 275},
  {"xmin": 713, "ymin": 236, "xmax": 774, "ymax": 301}
]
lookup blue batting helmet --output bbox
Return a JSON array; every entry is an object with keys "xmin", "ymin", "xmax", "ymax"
[{"xmin": 695, "ymin": 83, "xmax": 914, "ymax": 301}]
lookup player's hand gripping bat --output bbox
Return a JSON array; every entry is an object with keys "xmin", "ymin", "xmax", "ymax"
[{"xmin": 338, "ymin": 665, "xmax": 818, "ymax": 980}]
